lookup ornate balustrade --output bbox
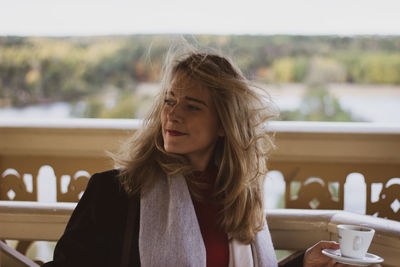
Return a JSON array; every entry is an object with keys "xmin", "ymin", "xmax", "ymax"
[
  {"xmin": 1, "ymin": 119, "xmax": 399, "ymax": 218},
  {"xmin": 1, "ymin": 119, "xmax": 400, "ymax": 264},
  {"xmin": 267, "ymin": 121, "xmax": 400, "ymax": 220}
]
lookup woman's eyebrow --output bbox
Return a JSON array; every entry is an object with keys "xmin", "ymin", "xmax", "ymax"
[
  {"xmin": 167, "ymin": 91, "xmax": 208, "ymax": 107},
  {"xmin": 185, "ymin": 96, "xmax": 208, "ymax": 107}
]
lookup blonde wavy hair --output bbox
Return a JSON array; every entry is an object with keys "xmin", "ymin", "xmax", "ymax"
[{"xmin": 113, "ymin": 46, "xmax": 278, "ymax": 244}]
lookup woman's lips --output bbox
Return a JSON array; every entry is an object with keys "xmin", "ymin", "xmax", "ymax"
[{"xmin": 167, "ymin": 130, "xmax": 187, "ymax": 136}]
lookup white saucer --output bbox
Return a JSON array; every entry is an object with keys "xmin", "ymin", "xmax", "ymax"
[{"xmin": 322, "ymin": 249, "xmax": 384, "ymax": 266}]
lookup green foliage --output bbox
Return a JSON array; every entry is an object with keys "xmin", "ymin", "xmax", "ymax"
[
  {"xmin": 275, "ymin": 250, "xmax": 292, "ymax": 260},
  {"xmin": 276, "ymin": 193, "xmax": 285, "ymax": 209},
  {"xmin": 339, "ymin": 51, "xmax": 400, "ymax": 84},
  {"xmin": 292, "ymin": 57, "xmax": 308, "ymax": 82},
  {"xmin": 273, "ymin": 57, "xmax": 295, "ymax": 82},
  {"xmin": 101, "ymin": 94, "xmax": 137, "ymax": 119},
  {"xmin": 358, "ymin": 53, "xmax": 400, "ymax": 84},
  {"xmin": 81, "ymin": 98, "xmax": 105, "ymax": 118},
  {"xmin": 73, "ymin": 91, "xmax": 138, "ymax": 119},
  {"xmin": 280, "ymin": 84, "xmax": 362, "ymax": 122},
  {"xmin": 1, "ymin": 35, "xmax": 400, "ymax": 109}
]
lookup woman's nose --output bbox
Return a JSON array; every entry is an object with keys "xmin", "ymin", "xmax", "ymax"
[{"xmin": 167, "ymin": 103, "xmax": 183, "ymax": 122}]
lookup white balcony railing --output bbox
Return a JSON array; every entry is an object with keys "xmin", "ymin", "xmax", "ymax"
[
  {"xmin": 1, "ymin": 119, "xmax": 399, "ymax": 216},
  {"xmin": 1, "ymin": 119, "xmax": 400, "ymax": 265},
  {"xmin": 1, "ymin": 201, "xmax": 400, "ymax": 266}
]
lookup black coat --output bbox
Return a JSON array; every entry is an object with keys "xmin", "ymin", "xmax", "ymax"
[
  {"xmin": 42, "ymin": 169, "xmax": 140, "ymax": 267},
  {"xmin": 42, "ymin": 169, "xmax": 305, "ymax": 267}
]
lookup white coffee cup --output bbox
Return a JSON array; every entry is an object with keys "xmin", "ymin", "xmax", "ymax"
[{"xmin": 337, "ymin": 224, "xmax": 375, "ymax": 259}]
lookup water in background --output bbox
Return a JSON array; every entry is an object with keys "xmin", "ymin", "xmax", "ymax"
[
  {"xmin": 267, "ymin": 83, "xmax": 400, "ymax": 123},
  {"xmin": 1, "ymin": 84, "xmax": 400, "ymax": 122}
]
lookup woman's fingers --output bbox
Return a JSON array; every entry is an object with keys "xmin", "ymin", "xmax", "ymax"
[
  {"xmin": 334, "ymin": 263, "xmax": 358, "ymax": 267},
  {"xmin": 316, "ymin": 240, "xmax": 340, "ymax": 251},
  {"xmin": 326, "ymin": 258, "xmax": 337, "ymax": 267}
]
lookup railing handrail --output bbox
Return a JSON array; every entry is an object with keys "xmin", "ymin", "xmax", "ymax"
[
  {"xmin": 1, "ymin": 119, "xmax": 400, "ymax": 163},
  {"xmin": 0, "ymin": 118, "xmax": 143, "ymax": 129},
  {"xmin": 1, "ymin": 201, "xmax": 399, "ymax": 266},
  {"xmin": 2, "ymin": 200, "xmax": 400, "ymax": 240},
  {"xmin": 1, "ymin": 118, "xmax": 400, "ymax": 134}
]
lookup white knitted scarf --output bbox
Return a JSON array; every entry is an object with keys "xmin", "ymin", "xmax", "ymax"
[{"xmin": 139, "ymin": 174, "xmax": 278, "ymax": 267}]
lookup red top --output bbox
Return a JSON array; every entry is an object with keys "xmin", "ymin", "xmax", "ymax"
[{"xmin": 191, "ymin": 165, "xmax": 229, "ymax": 267}]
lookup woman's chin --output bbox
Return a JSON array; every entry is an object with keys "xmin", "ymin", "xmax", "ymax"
[{"xmin": 164, "ymin": 146, "xmax": 185, "ymax": 155}]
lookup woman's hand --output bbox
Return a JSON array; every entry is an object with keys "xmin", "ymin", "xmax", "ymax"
[{"xmin": 303, "ymin": 241, "xmax": 357, "ymax": 267}]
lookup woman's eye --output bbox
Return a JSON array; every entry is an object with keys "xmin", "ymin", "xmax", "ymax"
[
  {"xmin": 187, "ymin": 105, "xmax": 201, "ymax": 111},
  {"xmin": 164, "ymin": 99, "xmax": 175, "ymax": 106}
]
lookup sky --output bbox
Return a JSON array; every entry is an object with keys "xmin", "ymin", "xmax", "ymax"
[{"xmin": 1, "ymin": 0, "xmax": 400, "ymax": 36}]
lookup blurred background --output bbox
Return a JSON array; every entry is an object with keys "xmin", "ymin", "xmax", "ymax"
[
  {"xmin": 1, "ymin": 0, "xmax": 400, "ymax": 123},
  {"xmin": 1, "ymin": 0, "xmax": 400, "ymax": 262}
]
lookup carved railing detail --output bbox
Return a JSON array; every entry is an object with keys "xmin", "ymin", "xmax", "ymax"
[
  {"xmin": 367, "ymin": 178, "xmax": 400, "ymax": 220},
  {"xmin": 270, "ymin": 162, "xmax": 344, "ymax": 210},
  {"xmin": 269, "ymin": 161, "xmax": 400, "ymax": 221},
  {"xmin": 1, "ymin": 119, "xmax": 400, "ymax": 263},
  {"xmin": 0, "ymin": 170, "xmax": 36, "ymax": 201},
  {"xmin": 0, "ymin": 154, "xmax": 112, "ymax": 258},
  {"xmin": 1, "ymin": 120, "xmax": 399, "ymax": 216},
  {"xmin": 57, "ymin": 171, "xmax": 91, "ymax": 203},
  {"xmin": 0, "ymin": 155, "xmax": 113, "ymax": 203}
]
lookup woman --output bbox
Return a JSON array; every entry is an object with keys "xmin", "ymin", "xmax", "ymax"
[{"xmin": 43, "ymin": 48, "xmax": 351, "ymax": 267}]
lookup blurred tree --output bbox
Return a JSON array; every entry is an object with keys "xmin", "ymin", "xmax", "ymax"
[
  {"xmin": 81, "ymin": 98, "xmax": 104, "ymax": 118},
  {"xmin": 280, "ymin": 84, "xmax": 361, "ymax": 122},
  {"xmin": 339, "ymin": 52, "xmax": 400, "ymax": 84},
  {"xmin": 101, "ymin": 94, "xmax": 137, "ymax": 119},
  {"xmin": 1, "ymin": 34, "xmax": 400, "ymax": 111},
  {"xmin": 73, "ymin": 91, "xmax": 138, "ymax": 119},
  {"xmin": 306, "ymin": 57, "xmax": 347, "ymax": 84},
  {"xmin": 292, "ymin": 57, "xmax": 308, "ymax": 82},
  {"xmin": 273, "ymin": 57, "xmax": 295, "ymax": 82}
]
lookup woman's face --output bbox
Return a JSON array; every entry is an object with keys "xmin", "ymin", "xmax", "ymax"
[{"xmin": 161, "ymin": 72, "xmax": 224, "ymax": 171}]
